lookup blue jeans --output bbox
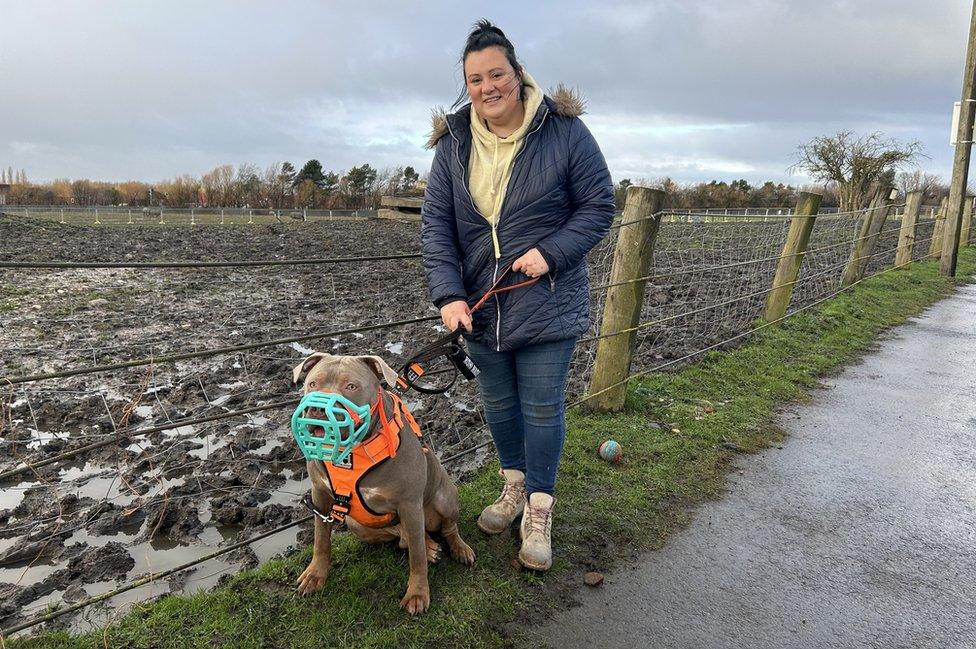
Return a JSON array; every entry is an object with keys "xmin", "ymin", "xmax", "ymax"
[{"xmin": 465, "ymin": 337, "xmax": 577, "ymax": 496}]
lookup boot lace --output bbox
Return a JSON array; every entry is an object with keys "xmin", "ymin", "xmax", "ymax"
[
  {"xmin": 494, "ymin": 480, "xmax": 524, "ymax": 508},
  {"xmin": 525, "ymin": 503, "xmax": 552, "ymax": 536}
]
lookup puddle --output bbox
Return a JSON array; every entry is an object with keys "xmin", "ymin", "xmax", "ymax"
[
  {"xmin": 161, "ymin": 424, "xmax": 197, "ymax": 438},
  {"xmin": 59, "ymin": 461, "xmax": 102, "ymax": 481},
  {"xmin": 132, "ymin": 405, "xmax": 153, "ymax": 419},
  {"xmin": 64, "ymin": 528, "xmax": 139, "ymax": 548},
  {"xmin": 70, "ymin": 474, "xmax": 139, "ymax": 507},
  {"xmin": 251, "ymin": 527, "xmax": 300, "ymax": 564},
  {"xmin": 0, "ymin": 483, "xmax": 36, "ymax": 511},
  {"xmin": 290, "ymin": 342, "xmax": 315, "ymax": 355},
  {"xmin": 186, "ymin": 432, "xmax": 231, "ymax": 460},
  {"xmin": 0, "ymin": 559, "xmax": 59, "ymax": 585}
]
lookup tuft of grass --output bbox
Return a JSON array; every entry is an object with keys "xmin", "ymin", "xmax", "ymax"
[{"xmin": 10, "ymin": 249, "xmax": 974, "ymax": 649}]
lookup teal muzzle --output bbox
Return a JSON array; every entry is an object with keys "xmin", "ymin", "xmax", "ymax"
[{"xmin": 291, "ymin": 391, "xmax": 373, "ymax": 466}]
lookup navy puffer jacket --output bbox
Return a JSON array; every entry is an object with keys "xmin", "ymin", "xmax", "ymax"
[{"xmin": 421, "ymin": 86, "xmax": 616, "ymax": 352}]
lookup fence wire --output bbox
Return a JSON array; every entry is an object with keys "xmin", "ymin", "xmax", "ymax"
[{"xmin": 0, "ymin": 203, "xmax": 970, "ymax": 637}]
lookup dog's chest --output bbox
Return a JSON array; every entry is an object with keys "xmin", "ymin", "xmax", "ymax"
[{"xmin": 311, "ymin": 468, "xmax": 394, "ymax": 512}]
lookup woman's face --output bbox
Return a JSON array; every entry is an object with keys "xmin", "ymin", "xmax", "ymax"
[{"xmin": 464, "ymin": 46, "xmax": 521, "ymax": 124}]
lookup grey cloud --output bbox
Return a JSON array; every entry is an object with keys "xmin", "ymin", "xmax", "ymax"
[{"xmin": 0, "ymin": 0, "xmax": 966, "ymax": 184}]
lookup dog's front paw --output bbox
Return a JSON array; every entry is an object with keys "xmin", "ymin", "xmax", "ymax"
[
  {"xmin": 399, "ymin": 583, "xmax": 430, "ymax": 615},
  {"xmin": 296, "ymin": 559, "xmax": 330, "ymax": 595},
  {"xmin": 448, "ymin": 537, "xmax": 476, "ymax": 566}
]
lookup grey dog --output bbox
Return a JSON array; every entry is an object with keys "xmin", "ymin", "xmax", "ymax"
[{"xmin": 291, "ymin": 352, "xmax": 476, "ymax": 614}]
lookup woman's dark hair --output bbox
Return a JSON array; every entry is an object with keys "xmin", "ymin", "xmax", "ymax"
[{"xmin": 452, "ymin": 19, "xmax": 525, "ymax": 109}]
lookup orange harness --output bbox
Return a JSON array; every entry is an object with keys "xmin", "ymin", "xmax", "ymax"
[{"xmin": 318, "ymin": 391, "xmax": 423, "ymax": 528}]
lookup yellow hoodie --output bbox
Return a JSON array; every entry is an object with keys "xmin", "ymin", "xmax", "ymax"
[{"xmin": 468, "ymin": 71, "xmax": 544, "ymax": 259}]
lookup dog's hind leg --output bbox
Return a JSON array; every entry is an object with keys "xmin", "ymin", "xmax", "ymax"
[{"xmin": 433, "ymin": 483, "xmax": 476, "ymax": 566}]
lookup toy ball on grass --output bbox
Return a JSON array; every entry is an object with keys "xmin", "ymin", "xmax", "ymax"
[{"xmin": 598, "ymin": 440, "xmax": 623, "ymax": 465}]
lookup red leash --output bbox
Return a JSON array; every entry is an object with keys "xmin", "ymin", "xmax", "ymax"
[{"xmin": 469, "ymin": 267, "xmax": 540, "ymax": 313}]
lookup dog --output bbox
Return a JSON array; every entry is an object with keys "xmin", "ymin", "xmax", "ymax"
[{"xmin": 291, "ymin": 352, "xmax": 475, "ymax": 614}]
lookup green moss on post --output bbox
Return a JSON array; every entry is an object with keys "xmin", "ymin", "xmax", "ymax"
[
  {"xmin": 929, "ymin": 197, "xmax": 949, "ymax": 259},
  {"xmin": 763, "ymin": 191, "xmax": 821, "ymax": 323},
  {"xmin": 842, "ymin": 187, "xmax": 894, "ymax": 287},
  {"xmin": 960, "ymin": 195, "xmax": 973, "ymax": 248},
  {"xmin": 585, "ymin": 186, "xmax": 665, "ymax": 412},
  {"xmin": 894, "ymin": 191, "xmax": 923, "ymax": 268}
]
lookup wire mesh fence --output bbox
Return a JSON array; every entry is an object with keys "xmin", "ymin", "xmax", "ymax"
[
  {"xmin": 0, "ymin": 199, "xmax": 966, "ymax": 636},
  {"xmin": 2, "ymin": 205, "xmax": 378, "ymax": 227}
]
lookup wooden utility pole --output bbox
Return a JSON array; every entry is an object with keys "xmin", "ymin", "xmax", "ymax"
[
  {"xmin": 941, "ymin": 0, "xmax": 976, "ymax": 276},
  {"xmin": 586, "ymin": 187, "xmax": 665, "ymax": 412},
  {"xmin": 763, "ymin": 191, "xmax": 822, "ymax": 322}
]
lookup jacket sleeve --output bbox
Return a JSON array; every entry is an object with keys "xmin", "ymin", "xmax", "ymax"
[
  {"xmin": 421, "ymin": 136, "xmax": 468, "ymax": 308},
  {"xmin": 534, "ymin": 118, "xmax": 616, "ymax": 273}
]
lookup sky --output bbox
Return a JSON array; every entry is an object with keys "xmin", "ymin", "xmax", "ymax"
[{"xmin": 1, "ymin": 0, "xmax": 971, "ymax": 186}]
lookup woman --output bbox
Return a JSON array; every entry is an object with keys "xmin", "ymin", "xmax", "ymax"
[{"xmin": 421, "ymin": 20, "xmax": 615, "ymax": 570}]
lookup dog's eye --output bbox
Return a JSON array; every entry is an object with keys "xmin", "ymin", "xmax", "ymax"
[
  {"xmin": 308, "ymin": 381, "xmax": 316, "ymax": 388},
  {"xmin": 346, "ymin": 383, "xmax": 357, "ymax": 391}
]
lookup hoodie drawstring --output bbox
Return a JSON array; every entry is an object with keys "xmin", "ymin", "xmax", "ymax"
[{"xmin": 489, "ymin": 136, "xmax": 502, "ymax": 259}]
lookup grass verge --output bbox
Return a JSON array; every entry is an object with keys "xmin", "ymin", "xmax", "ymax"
[{"xmin": 11, "ymin": 250, "xmax": 974, "ymax": 649}]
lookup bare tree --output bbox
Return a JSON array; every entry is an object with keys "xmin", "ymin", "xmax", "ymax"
[
  {"xmin": 897, "ymin": 170, "xmax": 947, "ymax": 202},
  {"xmin": 791, "ymin": 131, "xmax": 924, "ymax": 211},
  {"xmin": 201, "ymin": 164, "xmax": 235, "ymax": 207}
]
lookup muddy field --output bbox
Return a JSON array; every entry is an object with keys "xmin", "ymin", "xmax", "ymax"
[{"xmin": 0, "ymin": 210, "xmax": 925, "ymax": 633}]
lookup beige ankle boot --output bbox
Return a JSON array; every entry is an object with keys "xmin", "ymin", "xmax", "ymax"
[
  {"xmin": 518, "ymin": 492, "xmax": 555, "ymax": 571},
  {"xmin": 477, "ymin": 469, "xmax": 526, "ymax": 534}
]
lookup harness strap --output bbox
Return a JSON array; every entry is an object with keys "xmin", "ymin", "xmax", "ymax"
[{"xmin": 314, "ymin": 390, "xmax": 421, "ymax": 528}]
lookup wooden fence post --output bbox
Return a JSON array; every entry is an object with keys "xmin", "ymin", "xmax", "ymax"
[
  {"xmin": 929, "ymin": 197, "xmax": 949, "ymax": 259},
  {"xmin": 841, "ymin": 187, "xmax": 894, "ymax": 287},
  {"xmin": 585, "ymin": 186, "xmax": 666, "ymax": 412},
  {"xmin": 894, "ymin": 191, "xmax": 923, "ymax": 268},
  {"xmin": 763, "ymin": 191, "xmax": 822, "ymax": 322},
  {"xmin": 960, "ymin": 195, "xmax": 973, "ymax": 248}
]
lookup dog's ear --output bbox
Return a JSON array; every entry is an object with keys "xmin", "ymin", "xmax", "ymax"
[
  {"xmin": 292, "ymin": 352, "xmax": 328, "ymax": 385},
  {"xmin": 357, "ymin": 355, "xmax": 400, "ymax": 388}
]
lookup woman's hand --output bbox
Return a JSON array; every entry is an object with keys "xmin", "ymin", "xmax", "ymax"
[
  {"xmin": 512, "ymin": 248, "xmax": 550, "ymax": 278},
  {"xmin": 440, "ymin": 300, "xmax": 473, "ymax": 332}
]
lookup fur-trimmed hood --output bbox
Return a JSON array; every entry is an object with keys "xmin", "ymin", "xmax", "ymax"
[{"xmin": 425, "ymin": 83, "xmax": 586, "ymax": 150}]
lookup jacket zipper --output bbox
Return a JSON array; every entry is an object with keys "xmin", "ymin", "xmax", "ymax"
[
  {"xmin": 450, "ymin": 106, "xmax": 551, "ymax": 352},
  {"xmin": 492, "ymin": 107, "xmax": 550, "ymax": 350}
]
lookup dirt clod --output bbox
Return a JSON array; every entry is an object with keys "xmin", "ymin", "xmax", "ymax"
[{"xmin": 584, "ymin": 571, "xmax": 604, "ymax": 587}]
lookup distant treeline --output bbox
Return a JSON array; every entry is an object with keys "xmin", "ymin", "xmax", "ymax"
[
  {"xmin": 2, "ymin": 162, "xmax": 949, "ymax": 210},
  {"xmin": 1, "ymin": 161, "xmax": 422, "ymax": 209},
  {"xmin": 619, "ymin": 170, "xmax": 951, "ymax": 211}
]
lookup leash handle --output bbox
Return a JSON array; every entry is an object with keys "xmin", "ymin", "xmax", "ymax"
[
  {"xmin": 470, "ymin": 267, "xmax": 541, "ymax": 314},
  {"xmin": 395, "ymin": 264, "xmax": 540, "ymax": 395}
]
